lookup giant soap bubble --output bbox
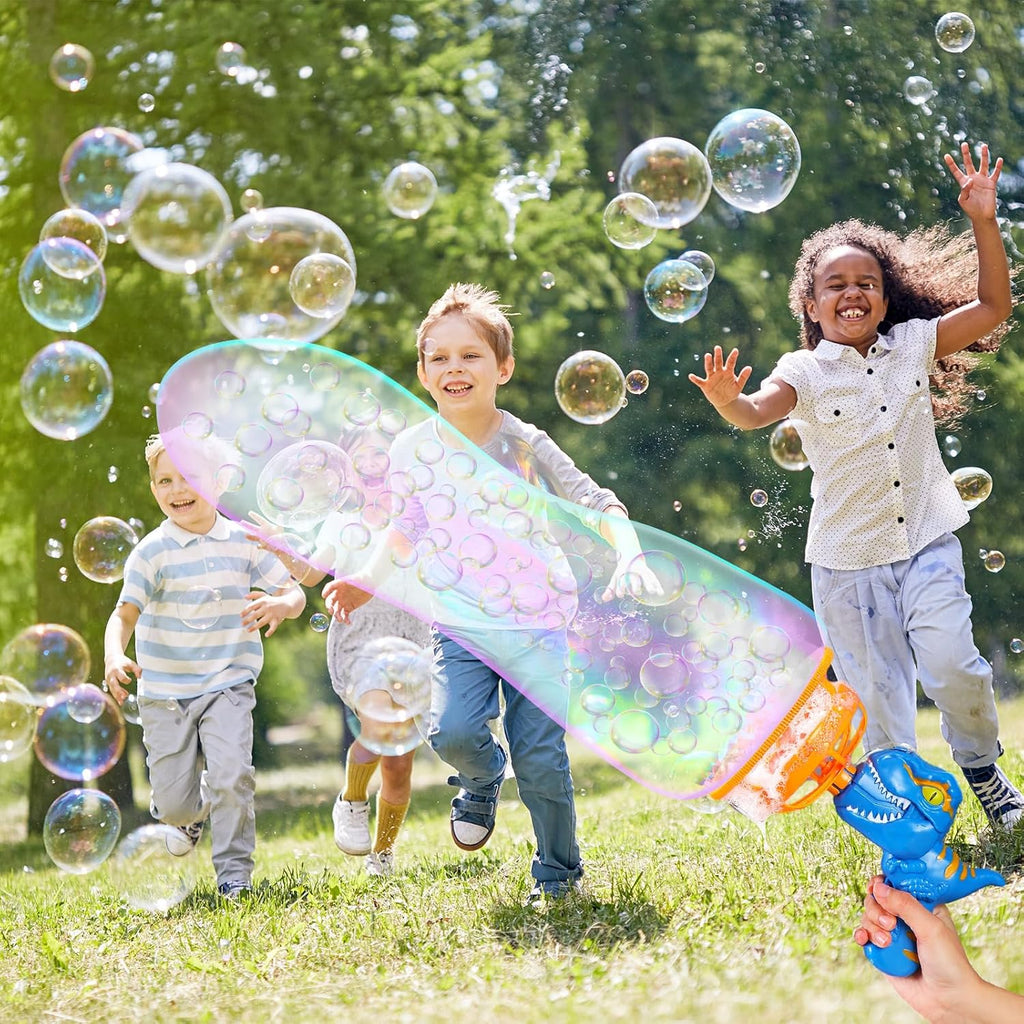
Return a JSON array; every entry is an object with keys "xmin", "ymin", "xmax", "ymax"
[
  {"xmin": 555, "ymin": 350, "xmax": 626, "ymax": 425},
  {"xmin": 206, "ymin": 206, "xmax": 357, "ymax": 342},
  {"xmin": 43, "ymin": 788, "xmax": 122, "ymax": 874},
  {"xmin": 123, "ymin": 162, "xmax": 233, "ymax": 274},
  {"xmin": 617, "ymin": 138, "xmax": 712, "ymax": 229},
  {"xmin": 108, "ymin": 824, "xmax": 198, "ymax": 913},
  {"xmin": 644, "ymin": 258, "xmax": 709, "ymax": 323},
  {"xmin": 20, "ymin": 340, "xmax": 113, "ymax": 440},
  {"xmin": 59, "ymin": 126, "xmax": 145, "ymax": 233},
  {"xmin": 73, "ymin": 516, "xmax": 140, "ymax": 584},
  {"xmin": 34, "ymin": 686, "xmax": 126, "ymax": 780},
  {"xmin": 157, "ymin": 339, "xmax": 833, "ymax": 804},
  {"xmin": 18, "ymin": 242, "xmax": 105, "ymax": 331},
  {"xmin": 0, "ymin": 676, "xmax": 37, "ymax": 762},
  {"xmin": 705, "ymin": 109, "xmax": 801, "ymax": 213},
  {"xmin": 1, "ymin": 623, "xmax": 90, "ymax": 704}
]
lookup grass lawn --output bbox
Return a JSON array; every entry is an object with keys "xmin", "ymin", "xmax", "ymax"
[{"xmin": 0, "ymin": 698, "xmax": 1022, "ymax": 1024}]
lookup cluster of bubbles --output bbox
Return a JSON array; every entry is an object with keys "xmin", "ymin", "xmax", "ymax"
[
  {"xmin": 554, "ymin": 350, "xmax": 627, "ymax": 425},
  {"xmin": 491, "ymin": 162, "xmax": 556, "ymax": 255},
  {"xmin": 343, "ymin": 636, "xmax": 434, "ymax": 756},
  {"xmin": 978, "ymin": 549, "xmax": 1005, "ymax": 574},
  {"xmin": 950, "ymin": 466, "xmax": 992, "ymax": 510}
]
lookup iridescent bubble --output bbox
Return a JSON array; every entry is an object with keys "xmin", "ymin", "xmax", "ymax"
[
  {"xmin": 580, "ymin": 683, "xmax": 616, "ymax": 715},
  {"xmin": 943, "ymin": 434, "xmax": 962, "ymax": 458},
  {"xmin": 704, "ymin": 108, "xmax": 801, "ymax": 213},
  {"xmin": 382, "ymin": 161, "xmax": 438, "ymax": 219},
  {"xmin": 108, "ymin": 824, "xmax": 199, "ymax": 913},
  {"xmin": 617, "ymin": 138, "xmax": 712, "ymax": 228},
  {"xmin": 1010, "ymin": 638, "xmax": 1023, "ymax": 655},
  {"xmin": 206, "ymin": 206, "xmax": 357, "ymax": 342},
  {"xmin": 122, "ymin": 163, "xmax": 233, "ymax": 274},
  {"xmin": 39, "ymin": 208, "xmax": 108, "ymax": 264},
  {"xmin": 0, "ymin": 676, "xmax": 37, "ymax": 763},
  {"xmin": 216, "ymin": 41, "xmax": 249, "ymax": 77},
  {"xmin": 310, "ymin": 612, "xmax": 330, "ymax": 632},
  {"xmin": 602, "ymin": 193, "xmax": 659, "ymax": 249},
  {"xmin": 256, "ymin": 440, "xmax": 354, "ymax": 530},
  {"xmin": 678, "ymin": 249, "xmax": 715, "ymax": 284},
  {"xmin": 951, "ymin": 466, "xmax": 992, "ymax": 510},
  {"xmin": 639, "ymin": 653, "xmax": 688, "ymax": 698},
  {"xmin": 625, "ymin": 369, "xmax": 649, "ymax": 395},
  {"xmin": 43, "ymin": 789, "xmax": 121, "ymax": 874},
  {"xmin": 20, "ymin": 341, "xmax": 113, "ymax": 441},
  {"xmin": 18, "ymin": 243, "xmax": 106, "ymax": 331},
  {"xmin": 49, "ymin": 43, "xmax": 94, "ymax": 92},
  {"xmin": 935, "ymin": 12, "xmax": 975, "ymax": 53},
  {"xmin": 539, "ymin": 271, "xmax": 556, "ymax": 290},
  {"xmin": 750, "ymin": 489, "xmax": 769, "ymax": 508},
  {"xmin": 66, "ymin": 683, "xmax": 107, "ymax": 724},
  {"xmin": 177, "ymin": 586, "xmax": 222, "ymax": 631},
  {"xmin": 288, "ymin": 253, "xmax": 356, "ymax": 319},
  {"xmin": 346, "ymin": 637, "xmax": 433, "ymax": 756},
  {"xmin": 121, "ymin": 693, "xmax": 142, "ymax": 725},
  {"xmin": 72, "ymin": 517, "xmax": 139, "ymax": 584},
  {"xmin": 769, "ymin": 421, "xmax": 808, "ymax": 471},
  {"xmin": 609, "ymin": 708, "xmax": 659, "ymax": 754},
  {"xmin": 904, "ymin": 76, "xmax": 936, "ymax": 106},
  {"xmin": 235, "ymin": 423, "xmax": 273, "ymax": 457},
  {"xmin": 240, "ymin": 188, "xmax": 263, "ymax": 212},
  {"xmin": 0, "ymin": 623, "xmax": 90, "ymax": 703},
  {"xmin": 59, "ymin": 126, "xmax": 145, "ymax": 232},
  {"xmin": 137, "ymin": 92, "xmax": 156, "ymax": 113},
  {"xmin": 982, "ymin": 550, "xmax": 1005, "ymax": 573},
  {"xmin": 34, "ymin": 687, "xmax": 125, "ymax": 781},
  {"xmin": 643, "ymin": 259, "xmax": 709, "ymax": 323},
  {"xmin": 554, "ymin": 350, "xmax": 626, "ymax": 425},
  {"xmin": 214, "ymin": 370, "xmax": 246, "ymax": 399}
]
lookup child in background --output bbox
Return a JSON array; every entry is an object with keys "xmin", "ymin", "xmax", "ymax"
[
  {"xmin": 323, "ymin": 283, "xmax": 646, "ymax": 903},
  {"xmin": 689, "ymin": 143, "xmax": 1023, "ymax": 829},
  {"xmin": 104, "ymin": 434, "xmax": 306, "ymax": 899}
]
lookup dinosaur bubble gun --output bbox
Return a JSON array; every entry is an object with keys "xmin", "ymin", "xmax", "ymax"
[{"xmin": 713, "ymin": 671, "xmax": 1005, "ymax": 977}]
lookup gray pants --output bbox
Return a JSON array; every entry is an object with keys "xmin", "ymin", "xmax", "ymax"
[
  {"xmin": 811, "ymin": 533, "xmax": 1001, "ymax": 767},
  {"xmin": 140, "ymin": 682, "xmax": 256, "ymax": 886}
]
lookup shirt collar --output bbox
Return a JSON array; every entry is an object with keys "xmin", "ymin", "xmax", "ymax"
[
  {"xmin": 815, "ymin": 331, "xmax": 896, "ymax": 360},
  {"xmin": 162, "ymin": 513, "xmax": 230, "ymax": 546}
]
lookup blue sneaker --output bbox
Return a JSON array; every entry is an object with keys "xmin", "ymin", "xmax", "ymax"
[
  {"xmin": 217, "ymin": 880, "xmax": 252, "ymax": 901},
  {"xmin": 962, "ymin": 763, "xmax": 1024, "ymax": 828},
  {"xmin": 449, "ymin": 775, "xmax": 502, "ymax": 851}
]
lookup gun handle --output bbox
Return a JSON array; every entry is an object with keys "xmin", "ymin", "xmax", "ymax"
[{"xmin": 863, "ymin": 917, "xmax": 920, "ymax": 977}]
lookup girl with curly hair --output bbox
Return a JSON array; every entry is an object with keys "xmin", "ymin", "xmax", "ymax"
[{"xmin": 689, "ymin": 142, "xmax": 1022, "ymax": 830}]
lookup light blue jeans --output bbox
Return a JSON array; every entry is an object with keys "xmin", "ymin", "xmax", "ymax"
[
  {"xmin": 429, "ymin": 626, "xmax": 582, "ymax": 886},
  {"xmin": 811, "ymin": 533, "xmax": 1001, "ymax": 767},
  {"xmin": 140, "ymin": 681, "xmax": 256, "ymax": 887}
]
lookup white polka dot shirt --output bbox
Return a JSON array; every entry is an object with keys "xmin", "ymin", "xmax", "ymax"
[{"xmin": 768, "ymin": 318, "xmax": 968, "ymax": 570}]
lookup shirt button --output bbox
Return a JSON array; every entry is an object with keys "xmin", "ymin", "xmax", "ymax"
[
  {"xmin": 888, "ymin": 443, "xmax": 895, "ymax": 449},
  {"xmin": 897, "ymin": 516, "xmax": 905, "ymax": 523},
  {"xmin": 867, "ymin": 368, "xmax": 873, "ymax": 374},
  {"xmin": 834, "ymin": 409, "xmax": 840, "ymax": 416},
  {"xmin": 894, "ymin": 481, "xmax": 900, "ymax": 487},
  {"xmin": 880, "ymin": 405, "xmax": 887, "ymax": 412}
]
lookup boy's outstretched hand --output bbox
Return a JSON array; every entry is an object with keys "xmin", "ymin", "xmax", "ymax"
[
  {"xmin": 688, "ymin": 346, "xmax": 752, "ymax": 409},
  {"xmin": 322, "ymin": 576, "xmax": 373, "ymax": 623},
  {"xmin": 944, "ymin": 141, "xmax": 1002, "ymax": 222}
]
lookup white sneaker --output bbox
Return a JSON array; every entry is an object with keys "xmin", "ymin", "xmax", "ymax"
[
  {"xmin": 333, "ymin": 796, "xmax": 372, "ymax": 855},
  {"xmin": 365, "ymin": 850, "xmax": 395, "ymax": 876},
  {"xmin": 164, "ymin": 819, "xmax": 204, "ymax": 857}
]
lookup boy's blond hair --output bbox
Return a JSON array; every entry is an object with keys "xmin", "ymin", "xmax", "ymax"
[
  {"xmin": 144, "ymin": 434, "xmax": 166, "ymax": 479},
  {"xmin": 416, "ymin": 283, "xmax": 514, "ymax": 365}
]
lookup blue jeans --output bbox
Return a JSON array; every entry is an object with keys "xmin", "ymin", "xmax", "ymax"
[
  {"xmin": 429, "ymin": 627, "xmax": 582, "ymax": 885},
  {"xmin": 811, "ymin": 533, "xmax": 1001, "ymax": 767}
]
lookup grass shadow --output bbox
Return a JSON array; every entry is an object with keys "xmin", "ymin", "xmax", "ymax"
[{"xmin": 489, "ymin": 872, "xmax": 669, "ymax": 950}]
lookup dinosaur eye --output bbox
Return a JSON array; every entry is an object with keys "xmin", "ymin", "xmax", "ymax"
[{"xmin": 921, "ymin": 784, "xmax": 944, "ymax": 806}]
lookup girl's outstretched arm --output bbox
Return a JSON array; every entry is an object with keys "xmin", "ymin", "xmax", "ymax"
[
  {"xmin": 688, "ymin": 345, "xmax": 795, "ymax": 430},
  {"xmin": 936, "ymin": 142, "xmax": 1013, "ymax": 359}
]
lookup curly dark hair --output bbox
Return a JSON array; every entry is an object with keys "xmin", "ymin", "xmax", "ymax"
[{"xmin": 787, "ymin": 218, "xmax": 1016, "ymax": 425}]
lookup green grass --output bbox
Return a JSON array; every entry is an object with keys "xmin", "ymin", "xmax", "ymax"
[{"xmin": 1, "ymin": 702, "xmax": 1022, "ymax": 1024}]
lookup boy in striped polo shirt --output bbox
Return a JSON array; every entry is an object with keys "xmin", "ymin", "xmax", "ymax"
[{"xmin": 103, "ymin": 434, "xmax": 306, "ymax": 899}]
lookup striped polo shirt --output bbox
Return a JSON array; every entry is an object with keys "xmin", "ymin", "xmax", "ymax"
[{"xmin": 117, "ymin": 514, "xmax": 293, "ymax": 699}]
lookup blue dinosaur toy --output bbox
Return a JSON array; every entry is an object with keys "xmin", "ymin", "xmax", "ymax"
[{"xmin": 833, "ymin": 747, "xmax": 1005, "ymax": 977}]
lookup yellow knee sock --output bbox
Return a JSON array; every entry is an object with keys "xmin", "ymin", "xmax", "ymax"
[
  {"xmin": 373, "ymin": 797, "xmax": 410, "ymax": 854},
  {"xmin": 342, "ymin": 754, "xmax": 381, "ymax": 802}
]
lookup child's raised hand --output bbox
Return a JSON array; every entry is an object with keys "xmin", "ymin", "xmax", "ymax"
[
  {"xmin": 322, "ymin": 577, "xmax": 373, "ymax": 623},
  {"xmin": 944, "ymin": 142, "xmax": 1002, "ymax": 222},
  {"xmin": 688, "ymin": 346, "xmax": 753, "ymax": 410},
  {"xmin": 242, "ymin": 590, "xmax": 290, "ymax": 636}
]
